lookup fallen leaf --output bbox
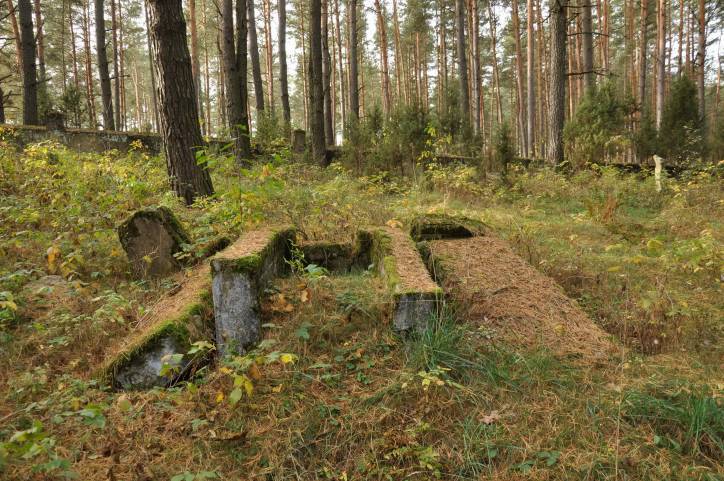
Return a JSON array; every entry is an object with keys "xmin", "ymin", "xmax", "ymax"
[
  {"xmin": 300, "ymin": 289, "xmax": 310, "ymax": 303},
  {"xmin": 248, "ymin": 363, "xmax": 262, "ymax": 381},
  {"xmin": 46, "ymin": 245, "xmax": 61, "ymax": 274},
  {"xmin": 479, "ymin": 410, "xmax": 501, "ymax": 425}
]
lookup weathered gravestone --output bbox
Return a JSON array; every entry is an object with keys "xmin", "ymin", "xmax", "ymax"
[
  {"xmin": 292, "ymin": 129, "xmax": 306, "ymax": 154},
  {"xmin": 117, "ymin": 207, "xmax": 190, "ymax": 278}
]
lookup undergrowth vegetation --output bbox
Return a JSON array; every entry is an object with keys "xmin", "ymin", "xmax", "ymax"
[{"xmin": 0, "ymin": 140, "xmax": 722, "ymax": 479}]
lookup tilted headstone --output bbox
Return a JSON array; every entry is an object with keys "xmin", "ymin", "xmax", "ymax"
[{"xmin": 117, "ymin": 207, "xmax": 191, "ymax": 278}]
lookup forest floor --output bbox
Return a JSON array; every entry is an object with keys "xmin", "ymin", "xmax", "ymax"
[{"xmin": 0, "ymin": 141, "xmax": 722, "ymax": 480}]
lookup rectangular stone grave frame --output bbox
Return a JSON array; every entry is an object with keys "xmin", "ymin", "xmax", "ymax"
[
  {"xmin": 210, "ymin": 226, "xmax": 296, "ymax": 355},
  {"xmin": 363, "ymin": 227, "xmax": 443, "ymax": 333}
]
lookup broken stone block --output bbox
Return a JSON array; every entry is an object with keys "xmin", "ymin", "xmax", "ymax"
[
  {"xmin": 409, "ymin": 213, "xmax": 488, "ymax": 241},
  {"xmin": 114, "ymin": 336, "xmax": 187, "ymax": 390},
  {"xmin": 367, "ymin": 226, "xmax": 443, "ymax": 332},
  {"xmin": 117, "ymin": 207, "xmax": 191, "ymax": 278},
  {"xmin": 211, "ymin": 226, "xmax": 295, "ymax": 355}
]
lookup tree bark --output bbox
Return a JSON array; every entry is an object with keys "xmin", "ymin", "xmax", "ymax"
[
  {"xmin": 111, "ymin": 0, "xmax": 121, "ymax": 129},
  {"xmin": 334, "ymin": 0, "xmax": 346, "ymax": 130},
  {"xmin": 455, "ymin": 0, "xmax": 469, "ymax": 128},
  {"xmin": 144, "ymin": 1, "xmax": 159, "ymax": 131},
  {"xmin": 309, "ymin": 0, "xmax": 327, "ymax": 163},
  {"xmin": 248, "ymin": 0, "xmax": 265, "ymax": 112},
  {"xmin": 655, "ymin": 0, "xmax": 665, "ymax": 128},
  {"xmin": 526, "ymin": 0, "xmax": 535, "ymax": 156},
  {"xmin": 189, "ymin": 0, "xmax": 205, "ymax": 131},
  {"xmin": 6, "ymin": 0, "xmax": 22, "ymax": 71},
  {"xmin": 147, "ymin": 0, "xmax": 214, "ymax": 204},
  {"xmin": 262, "ymin": 0, "xmax": 274, "ymax": 113},
  {"xmin": 638, "ymin": 0, "xmax": 648, "ymax": 111},
  {"xmin": 95, "ymin": 0, "xmax": 115, "ymax": 130},
  {"xmin": 547, "ymin": 0, "xmax": 566, "ymax": 165},
  {"xmin": 487, "ymin": 1, "xmax": 503, "ymax": 125},
  {"xmin": 221, "ymin": 0, "xmax": 252, "ymax": 161},
  {"xmin": 374, "ymin": 0, "xmax": 391, "ymax": 117},
  {"xmin": 470, "ymin": 0, "xmax": 481, "ymax": 134},
  {"xmin": 278, "ymin": 0, "xmax": 291, "ymax": 126},
  {"xmin": 322, "ymin": 0, "xmax": 333, "ymax": 142},
  {"xmin": 348, "ymin": 0, "xmax": 359, "ymax": 119},
  {"xmin": 512, "ymin": 0, "xmax": 527, "ymax": 155},
  {"xmin": 696, "ymin": 0, "xmax": 705, "ymax": 121},
  {"xmin": 580, "ymin": 0, "xmax": 594, "ymax": 93},
  {"xmin": 19, "ymin": 0, "xmax": 38, "ymax": 124},
  {"xmin": 33, "ymin": 0, "xmax": 46, "ymax": 95}
]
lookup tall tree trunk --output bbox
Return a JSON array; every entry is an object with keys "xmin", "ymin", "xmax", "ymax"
[
  {"xmin": 19, "ymin": 0, "xmax": 38, "ymax": 124},
  {"xmin": 95, "ymin": 0, "xmax": 115, "ymax": 129},
  {"xmin": 526, "ymin": 0, "xmax": 535, "ymax": 156},
  {"xmin": 221, "ymin": 0, "xmax": 252, "ymax": 161},
  {"xmin": 6, "ymin": 0, "xmax": 22, "ymax": 71},
  {"xmin": 348, "ymin": 0, "xmax": 359, "ymax": 119},
  {"xmin": 61, "ymin": 0, "xmax": 68, "ymax": 91},
  {"xmin": 455, "ymin": 0, "xmax": 469, "ymax": 128},
  {"xmin": 638, "ymin": 0, "xmax": 648, "ymax": 111},
  {"xmin": 696, "ymin": 0, "xmax": 705, "ymax": 121},
  {"xmin": 470, "ymin": 0, "xmax": 481, "ymax": 134},
  {"xmin": 278, "ymin": 0, "xmax": 291, "ymax": 126},
  {"xmin": 487, "ymin": 1, "xmax": 503, "ymax": 124},
  {"xmin": 300, "ymin": 0, "xmax": 309, "ymax": 129},
  {"xmin": 189, "ymin": 0, "xmax": 204, "ymax": 132},
  {"xmin": 512, "ymin": 0, "xmax": 527, "ymax": 155},
  {"xmin": 580, "ymin": 0, "xmax": 594, "ymax": 93},
  {"xmin": 374, "ymin": 0, "xmax": 391, "ymax": 117},
  {"xmin": 144, "ymin": 1, "xmax": 159, "ymax": 131},
  {"xmin": 547, "ymin": 0, "xmax": 566, "ymax": 165},
  {"xmin": 392, "ymin": 0, "xmax": 404, "ymax": 103},
  {"xmin": 322, "ymin": 0, "xmax": 333, "ymax": 142},
  {"xmin": 676, "ymin": 0, "xmax": 683, "ymax": 73},
  {"xmin": 333, "ymin": 0, "xmax": 346, "ymax": 131},
  {"xmin": 248, "ymin": 0, "xmax": 265, "ymax": 112},
  {"xmin": 309, "ymin": 0, "xmax": 327, "ymax": 163},
  {"xmin": 147, "ymin": 0, "xmax": 214, "ymax": 204},
  {"xmin": 119, "ymin": 1, "xmax": 126, "ymax": 129},
  {"xmin": 111, "ymin": 0, "xmax": 121, "ymax": 129},
  {"xmin": 33, "ymin": 0, "xmax": 46, "ymax": 95},
  {"xmin": 262, "ymin": 0, "xmax": 274, "ymax": 113},
  {"xmin": 655, "ymin": 0, "xmax": 665, "ymax": 128},
  {"xmin": 202, "ymin": 0, "xmax": 212, "ymax": 132}
]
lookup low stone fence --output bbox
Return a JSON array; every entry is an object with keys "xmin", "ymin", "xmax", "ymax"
[{"xmin": 0, "ymin": 123, "xmax": 228, "ymax": 155}]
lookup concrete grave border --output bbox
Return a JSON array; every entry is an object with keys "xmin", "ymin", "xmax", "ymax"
[
  {"xmin": 97, "ymin": 225, "xmax": 295, "ymax": 389},
  {"xmin": 365, "ymin": 226, "xmax": 443, "ymax": 333}
]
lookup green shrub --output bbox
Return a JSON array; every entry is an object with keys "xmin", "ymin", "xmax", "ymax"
[{"xmin": 658, "ymin": 75, "xmax": 704, "ymax": 163}]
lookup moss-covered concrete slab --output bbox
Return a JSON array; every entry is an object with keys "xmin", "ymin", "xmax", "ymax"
[
  {"xmin": 367, "ymin": 226, "xmax": 442, "ymax": 332},
  {"xmin": 409, "ymin": 213, "xmax": 488, "ymax": 241},
  {"xmin": 211, "ymin": 226, "xmax": 296, "ymax": 355},
  {"xmin": 97, "ymin": 226, "xmax": 295, "ymax": 389}
]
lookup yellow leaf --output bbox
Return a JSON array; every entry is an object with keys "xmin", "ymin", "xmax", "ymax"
[
  {"xmin": 248, "ymin": 363, "xmax": 262, "ymax": 381},
  {"xmin": 385, "ymin": 219, "xmax": 403, "ymax": 228},
  {"xmin": 280, "ymin": 353, "xmax": 297, "ymax": 365},
  {"xmin": 0, "ymin": 300, "xmax": 17, "ymax": 311},
  {"xmin": 215, "ymin": 391, "xmax": 225, "ymax": 403},
  {"xmin": 46, "ymin": 245, "xmax": 61, "ymax": 274},
  {"xmin": 607, "ymin": 265, "xmax": 622, "ymax": 272},
  {"xmin": 272, "ymin": 384, "xmax": 283, "ymax": 393},
  {"xmin": 219, "ymin": 367, "xmax": 233, "ymax": 375}
]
